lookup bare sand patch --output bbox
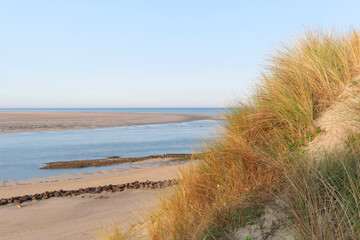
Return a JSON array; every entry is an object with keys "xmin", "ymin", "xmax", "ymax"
[
  {"xmin": 306, "ymin": 80, "xmax": 360, "ymax": 155},
  {"xmin": 0, "ymin": 189, "xmax": 169, "ymax": 240},
  {"xmin": 0, "ymin": 163, "xmax": 187, "ymax": 198}
]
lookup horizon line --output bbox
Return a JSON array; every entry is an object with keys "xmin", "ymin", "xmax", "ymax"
[{"xmin": 0, "ymin": 107, "xmax": 225, "ymax": 109}]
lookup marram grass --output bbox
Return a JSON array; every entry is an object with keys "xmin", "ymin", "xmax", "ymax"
[
  {"xmin": 282, "ymin": 147, "xmax": 360, "ymax": 239},
  {"xmin": 103, "ymin": 28, "xmax": 360, "ymax": 239}
]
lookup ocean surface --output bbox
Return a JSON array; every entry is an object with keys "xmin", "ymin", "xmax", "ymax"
[
  {"xmin": 0, "ymin": 108, "xmax": 224, "ymax": 115},
  {"xmin": 0, "ymin": 120, "xmax": 219, "ymax": 181}
]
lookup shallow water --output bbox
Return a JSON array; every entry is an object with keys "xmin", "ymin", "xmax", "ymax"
[{"xmin": 0, "ymin": 120, "xmax": 218, "ymax": 181}]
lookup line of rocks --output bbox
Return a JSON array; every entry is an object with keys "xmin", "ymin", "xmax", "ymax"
[{"xmin": 0, "ymin": 179, "xmax": 176, "ymax": 206}]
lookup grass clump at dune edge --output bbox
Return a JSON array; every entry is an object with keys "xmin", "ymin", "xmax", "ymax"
[
  {"xmin": 283, "ymin": 147, "xmax": 360, "ymax": 239},
  {"xmin": 103, "ymin": 28, "xmax": 360, "ymax": 239}
]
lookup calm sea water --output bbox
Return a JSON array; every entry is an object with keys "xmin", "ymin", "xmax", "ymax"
[
  {"xmin": 0, "ymin": 108, "xmax": 224, "ymax": 115},
  {"xmin": 0, "ymin": 120, "xmax": 218, "ymax": 181}
]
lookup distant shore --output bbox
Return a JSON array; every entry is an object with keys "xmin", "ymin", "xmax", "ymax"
[{"xmin": 0, "ymin": 111, "xmax": 218, "ymax": 134}]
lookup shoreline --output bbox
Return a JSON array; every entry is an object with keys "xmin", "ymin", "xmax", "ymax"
[
  {"xmin": 0, "ymin": 144, "xmax": 195, "ymax": 240},
  {"xmin": 0, "ymin": 158, "xmax": 191, "ymax": 239},
  {"xmin": 0, "ymin": 111, "xmax": 218, "ymax": 134},
  {"xmin": 0, "ymin": 161, "xmax": 190, "ymax": 198}
]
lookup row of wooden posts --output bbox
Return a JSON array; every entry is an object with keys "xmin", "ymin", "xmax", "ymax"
[{"xmin": 147, "ymin": 153, "xmax": 192, "ymax": 159}]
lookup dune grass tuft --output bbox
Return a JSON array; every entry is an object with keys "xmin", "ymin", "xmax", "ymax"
[{"xmin": 282, "ymin": 147, "xmax": 360, "ymax": 239}]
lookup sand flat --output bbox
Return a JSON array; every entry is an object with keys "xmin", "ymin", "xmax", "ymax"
[
  {"xmin": 0, "ymin": 163, "xmax": 186, "ymax": 198},
  {"xmin": 0, "ymin": 189, "xmax": 167, "ymax": 240},
  {"xmin": 0, "ymin": 111, "xmax": 216, "ymax": 134},
  {"xmin": 0, "ymin": 163, "xmax": 188, "ymax": 240}
]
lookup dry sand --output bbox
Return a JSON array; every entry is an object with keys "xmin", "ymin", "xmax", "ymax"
[
  {"xmin": 306, "ymin": 80, "xmax": 360, "ymax": 156},
  {"xmin": 0, "ymin": 111, "xmax": 217, "ymax": 134},
  {"xmin": 0, "ymin": 163, "xmax": 184, "ymax": 198},
  {"xmin": 0, "ymin": 163, "xmax": 187, "ymax": 240},
  {"xmin": 0, "ymin": 189, "xmax": 167, "ymax": 240}
]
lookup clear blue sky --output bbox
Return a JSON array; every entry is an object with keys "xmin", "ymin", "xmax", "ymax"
[{"xmin": 1, "ymin": 1, "xmax": 359, "ymax": 108}]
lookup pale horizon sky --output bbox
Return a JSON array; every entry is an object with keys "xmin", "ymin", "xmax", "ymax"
[{"xmin": 1, "ymin": 1, "xmax": 360, "ymax": 108}]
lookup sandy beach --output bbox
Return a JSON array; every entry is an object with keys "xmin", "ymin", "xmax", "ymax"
[
  {"xmin": 0, "ymin": 111, "xmax": 205, "ymax": 239},
  {"xmin": 0, "ymin": 162, "xmax": 187, "ymax": 240},
  {"xmin": 0, "ymin": 111, "xmax": 217, "ymax": 134},
  {"xmin": 0, "ymin": 160, "xmax": 186, "ymax": 198}
]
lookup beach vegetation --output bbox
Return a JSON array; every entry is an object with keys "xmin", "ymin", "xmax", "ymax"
[
  {"xmin": 104, "ymin": 28, "xmax": 360, "ymax": 239},
  {"xmin": 98, "ymin": 224, "xmax": 129, "ymax": 240},
  {"xmin": 282, "ymin": 147, "xmax": 360, "ymax": 239}
]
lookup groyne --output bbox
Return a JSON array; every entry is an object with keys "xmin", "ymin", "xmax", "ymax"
[
  {"xmin": 0, "ymin": 179, "xmax": 176, "ymax": 206},
  {"xmin": 41, "ymin": 153, "xmax": 199, "ymax": 169}
]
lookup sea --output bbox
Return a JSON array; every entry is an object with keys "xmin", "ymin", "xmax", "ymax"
[
  {"xmin": 0, "ymin": 108, "xmax": 223, "ymax": 114},
  {"xmin": 0, "ymin": 108, "xmax": 223, "ymax": 181}
]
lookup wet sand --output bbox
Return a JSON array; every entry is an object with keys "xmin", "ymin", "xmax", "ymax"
[{"xmin": 0, "ymin": 111, "xmax": 217, "ymax": 134}]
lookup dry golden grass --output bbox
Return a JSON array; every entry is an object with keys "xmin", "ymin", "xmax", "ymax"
[
  {"xmin": 98, "ymin": 223, "xmax": 128, "ymax": 240},
  {"xmin": 103, "ymin": 28, "xmax": 360, "ymax": 239}
]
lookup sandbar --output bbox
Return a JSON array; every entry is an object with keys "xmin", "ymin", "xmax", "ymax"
[
  {"xmin": 0, "ymin": 111, "xmax": 217, "ymax": 134},
  {"xmin": 41, "ymin": 154, "xmax": 194, "ymax": 169}
]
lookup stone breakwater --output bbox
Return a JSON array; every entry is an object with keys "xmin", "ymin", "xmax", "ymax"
[
  {"xmin": 41, "ymin": 153, "xmax": 198, "ymax": 169},
  {"xmin": 0, "ymin": 179, "xmax": 176, "ymax": 206}
]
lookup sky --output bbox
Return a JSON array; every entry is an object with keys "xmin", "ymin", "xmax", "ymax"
[{"xmin": 1, "ymin": 1, "xmax": 360, "ymax": 108}]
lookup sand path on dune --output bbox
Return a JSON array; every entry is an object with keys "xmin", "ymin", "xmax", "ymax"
[{"xmin": 0, "ymin": 111, "xmax": 216, "ymax": 134}]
